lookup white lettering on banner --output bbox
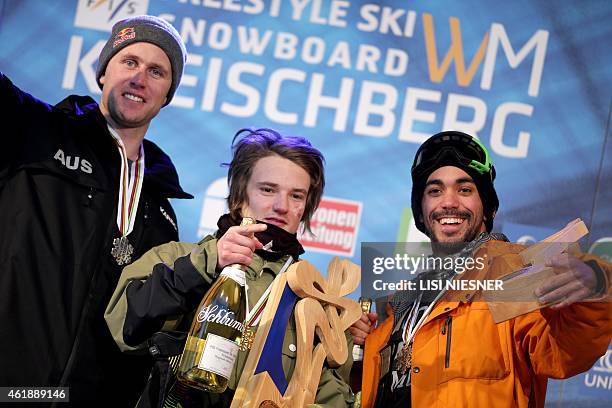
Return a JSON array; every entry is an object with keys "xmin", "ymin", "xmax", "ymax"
[
  {"xmin": 180, "ymin": 18, "xmax": 206, "ymax": 47},
  {"xmin": 172, "ymin": 53, "xmax": 203, "ymax": 109},
  {"xmin": 62, "ymin": 36, "xmax": 535, "ymax": 158},
  {"xmin": 442, "ymin": 94, "xmax": 487, "ymax": 139},
  {"xmin": 481, "ymin": 24, "xmax": 548, "ymax": 97},
  {"xmin": 593, "ymin": 350, "xmax": 612, "ymax": 374},
  {"xmin": 62, "ymin": 36, "xmax": 104, "ymax": 92},
  {"xmin": 177, "ymin": 0, "xmax": 354, "ymax": 24},
  {"xmin": 64, "ymin": 7, "xmax": 551, "ymax": 160},
  {"xmin": 299, "ymin": 197, "xmax": 362, "ymax": 257},
  {"xmin": 354, "ymin": 81, "xmax": 398, "ymax": 137},
  {"xmin": 265, "ymin": 68, "xmax": 306, "ymax": 124},
  {"xmin": 357, "ymin": 4, "xmax": 417, "ymax": 37},
  {"xmin": 490, "ymin": 102, "xmax": 532, "ymax": 158},
  {"xmin": 398, "ymin": 88, "xmax": 442, "ymax": 144},
  {"xmin": 356, "ymin": 44, "xmax": 381, "ymax": 73},
  {"xmin": 178, "ymin": 0, "xmax": 349, "ymax": 25},
  {"xmin": 177, "ymin": 18, "xmax": 408, "ymax": 76},
  {"xmin": 583, "ymin": 349, "xmax": 612, "ymax": 390},
  {"xmin": 178, "ymin": 0, "xmax": 267, "ymax": 16},
  {"xmin": 237, "ymin": 27, "xmax": 273, "ymax": 55},
  {"xmin": 221, "ymin": 61, "xmax": 265, "ymax": 117},
  {"xmin": 274, "ymin": 31, "xmax": 299, "ymax": 60},
  {"xmin": 328, "ymin": 41, "xmax": 351, "ymax": 69},
  {"xmin": 201, "ymin": 57, "xmax": 223, "ymax": 112},
  {"xmin": 304, "ymin": 73, "xmax": 353, "ymax": 131},
  {"xmin": 209, "ymin": 22, "xmax": 233, "ymax": 50},
  {"xmin": 584, "ymin": 373, "xmax": 612, "ymax": 390}
]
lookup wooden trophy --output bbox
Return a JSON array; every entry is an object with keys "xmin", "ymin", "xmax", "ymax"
[
  {"xmin": 230, "ymin": 257, "xmax": 362, "ymax": 408},
  {"xmin": 483, "ymin": 218, "xmax": 588, "ymax": 323}
]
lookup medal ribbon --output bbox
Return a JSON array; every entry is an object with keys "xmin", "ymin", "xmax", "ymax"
[
  {"xmin": 401, "ymin": 292, "xmax": 423, "ymax": 346},
  {"xmin": 108, "ymin": 125, "xmax": 145, "ymax": 238},
  {"xmin": 245, "ymin": 256, "xmax": 294, "ymax": 328},
  {"xmin": 402, "ymin": 272, "xmax": 458, "ymax": 346}
]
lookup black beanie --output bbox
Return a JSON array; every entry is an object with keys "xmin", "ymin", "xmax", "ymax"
[
  {"xmin": 96, "ymin": 15, "xmax": 186, "ymax": 106},
  {"xmin": 411, "ymin": 131, "xmax": 499, "ymax": 235}
]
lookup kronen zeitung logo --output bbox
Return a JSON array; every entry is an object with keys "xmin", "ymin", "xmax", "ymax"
[{"xmin": 196, "ymin": 304, "xmax": 244, "ymax": 332}]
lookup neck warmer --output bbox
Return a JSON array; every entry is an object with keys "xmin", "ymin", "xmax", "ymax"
[
  {"xmin": 215, "ymin": 213, "xmax": 305, "ymax": 261},
  {"xmin": 391, "ymin": 232, "xmax": 508, "ymax": 321}
]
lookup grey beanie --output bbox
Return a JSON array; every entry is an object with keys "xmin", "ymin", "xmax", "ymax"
[{"xmin": 96, "ymin": 15, "xmax": 186, "ymax": 106}]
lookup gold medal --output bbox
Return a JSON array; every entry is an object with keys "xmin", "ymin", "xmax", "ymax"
[{"xmin": 240, "ymin": 327, "xmax": 256, "ymax": 352}]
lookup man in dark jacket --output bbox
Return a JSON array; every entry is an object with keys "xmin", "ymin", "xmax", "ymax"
[{"xmin": 0, "ymin": 15, "xmax": 192, "ymax": 406}]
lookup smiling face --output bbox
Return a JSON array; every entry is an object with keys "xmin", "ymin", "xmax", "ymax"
[
  {"xmin": 99, "ymin": 42, "xmax": 171, "ymax": 131},
  {"xmin": 241, "ymin": 155, "xmax": 311, "ymax": 234},
  {"xmin": 420, "ymin": 166, "xmax": 487, "ymax": 243}
]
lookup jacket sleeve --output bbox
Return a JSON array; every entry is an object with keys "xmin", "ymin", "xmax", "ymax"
[
  {"xmin": 0, "ymin": 72, "xmax": 54, "ymax": 169},
  {"xmin": 579, "ymin": 252, "xmax": 612, "ymax": 300},
  {"xmin": 104, "ymin": 237, "xmax": 221, "ymax": 352},
  {"xmin": 313, "ymin": 330, "xmax": 356, "ymax": 407},
  {"xmin": 514, "ymin": 254, "xmax": 612, "ymax": 378}
]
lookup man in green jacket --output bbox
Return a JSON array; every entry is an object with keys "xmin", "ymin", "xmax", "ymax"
[{"xmin": 105, "ymin": 128, "xmax": 355, "ymax": 407}]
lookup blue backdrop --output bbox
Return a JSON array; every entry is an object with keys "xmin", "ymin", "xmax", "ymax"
[{"xmin": 1, "ymin": 1, "xmax": 610, "ymax": 405}]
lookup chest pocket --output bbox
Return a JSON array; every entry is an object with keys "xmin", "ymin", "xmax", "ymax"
[{"xmin": 438, "ymin": 303, "xmax": 510, "ymax": 383}]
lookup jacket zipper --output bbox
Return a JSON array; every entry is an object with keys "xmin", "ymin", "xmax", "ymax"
[
  {"xmin": 442, "ymin": 315, "xmax": 453, "ymax": 368},
  {"xmin": 56, "ymin": 156, "xmax": 121, "ymax": 402}
]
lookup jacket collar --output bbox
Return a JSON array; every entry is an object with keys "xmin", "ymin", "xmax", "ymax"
[{"xmin": 54, "ymin": 95, "xmax": 193, "ymax": 200}]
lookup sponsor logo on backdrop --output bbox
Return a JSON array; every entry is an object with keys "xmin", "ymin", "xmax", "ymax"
[
  {"xmin": 198, "ymin": 177, "xmax": 229, "ymax": 239},
  {"xmin": 74, "ymin": 0, "xmax": 149, "ymax": 32},
  {"xmin": 584, "ymin": 348, "xmax": 612, "ymax": 390},
  {"xmin": 589, "ymin": 237, "xmax": 612, "ymax": 262},
  {"xmin": 516, "ymin": 235, "xmax": 536, "ymax": 245},
  {"xmin": 299, "ymin": 197, "xmax": 362, "ymax": 257},
  {"xmin": 592, "ymin": 349, "xmax": 612, "ymax": 373},
  {"xmin": 395, "ymin": 208, "xmax": 430, "ymax": 243}
]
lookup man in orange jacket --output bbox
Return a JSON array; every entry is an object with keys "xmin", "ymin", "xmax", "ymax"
[{"xmin": 353, "ymin": 131, "xmax": 612, "ymax": 407}]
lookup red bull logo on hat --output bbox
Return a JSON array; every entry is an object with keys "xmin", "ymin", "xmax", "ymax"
[{"xmin": 112, "ymin": 27, "xmax": 135, "ymax": 48}]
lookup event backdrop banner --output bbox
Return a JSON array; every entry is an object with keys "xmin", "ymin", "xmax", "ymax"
[{"xmin": 0, "ymin": 1, "xmax": 610, "ymax": 405}]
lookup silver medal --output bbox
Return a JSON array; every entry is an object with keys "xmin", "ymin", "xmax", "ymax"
[{"xmin": 111, "ymin": 236, "xmax": 134, "ymax": 266}]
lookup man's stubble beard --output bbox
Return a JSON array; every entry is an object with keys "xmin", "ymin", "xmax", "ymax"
[{"xmin": 106, "ymin": 89, "xmax": 152, "ymax": 129}]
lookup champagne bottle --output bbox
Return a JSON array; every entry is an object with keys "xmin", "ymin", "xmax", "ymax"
[
  {"xmin": 350, "ymin": 297, "xmax": 372, "ymax": 393},
  {"xmin": 176, "ymin": 217, "xmax": 254, "ymax": 393}
]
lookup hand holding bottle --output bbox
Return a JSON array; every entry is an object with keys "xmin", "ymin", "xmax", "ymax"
[
  {"xmin": 177, "ymin": 218, "xmax": 258, "ymax": 393},
  {"xmin": 216, "ymin": 223, "xmax": 267, "ymax": 269}
]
